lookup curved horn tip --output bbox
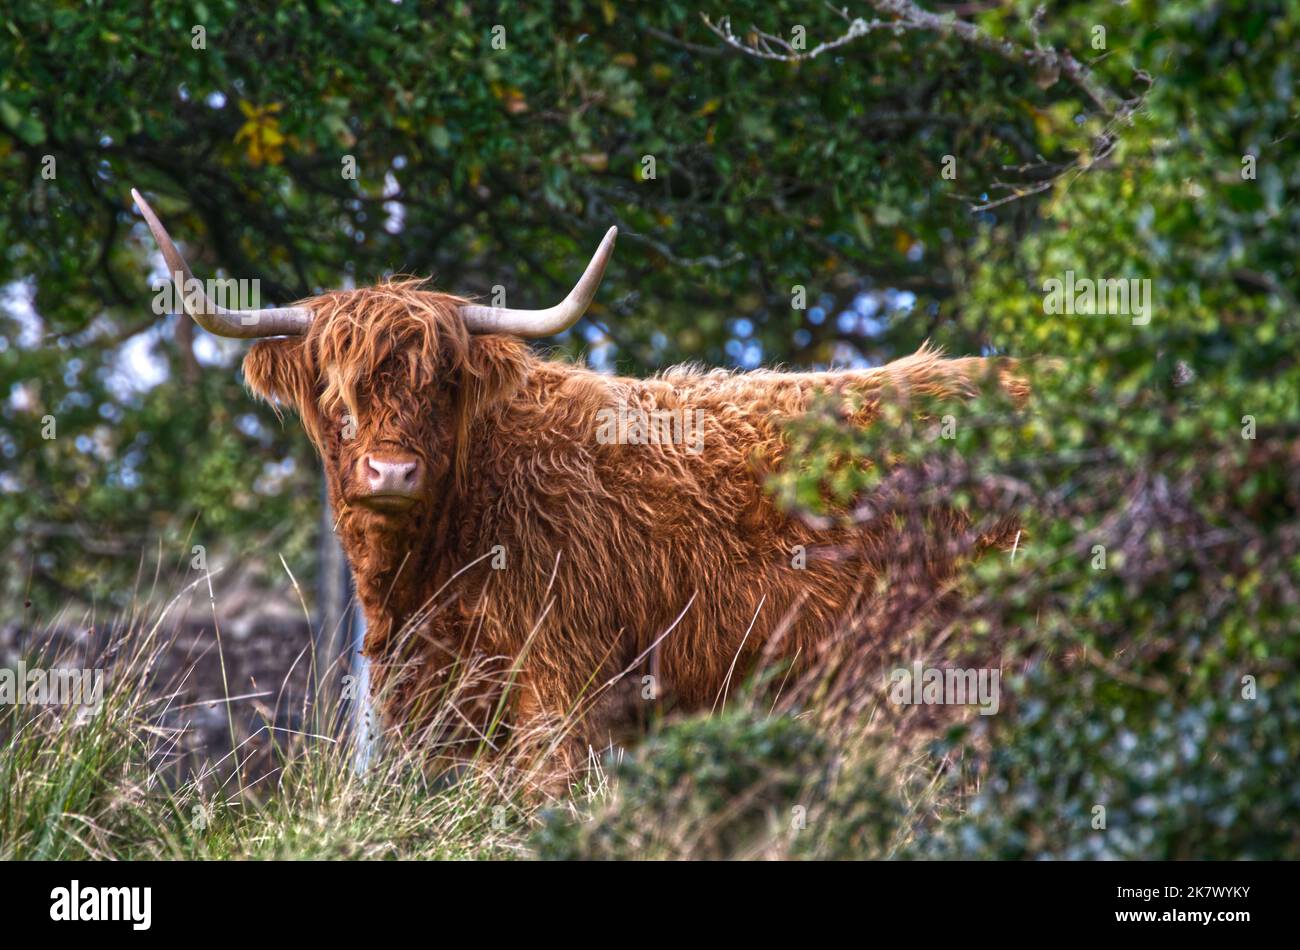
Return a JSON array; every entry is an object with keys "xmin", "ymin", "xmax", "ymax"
[{"xmin": 130, "ymin": 188, "xmax": 155, "ymax": 218}]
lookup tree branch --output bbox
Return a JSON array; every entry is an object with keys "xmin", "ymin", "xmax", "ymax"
[{"xmin": 702, "ymin": 1, "xmax": 1153, "ymax": 213}]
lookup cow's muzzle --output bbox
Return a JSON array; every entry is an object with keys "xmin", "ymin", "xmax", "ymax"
[{"xmin": 355, "ymin": 453, "xmax": 423, "ymax": 512}]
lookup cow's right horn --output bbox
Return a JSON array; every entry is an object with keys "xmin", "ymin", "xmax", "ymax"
[
  {"xmin": 459, "ymin": 227, "xmax": 617, "ymax": 338},
  {"xmin": 131, "ymin": 189, "xmax": 313, "ymax": 338}
]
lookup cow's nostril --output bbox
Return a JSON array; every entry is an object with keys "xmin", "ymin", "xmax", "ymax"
[{"xmin": 362, "ymin": 455, "xmax": 421, "ymax": 496}]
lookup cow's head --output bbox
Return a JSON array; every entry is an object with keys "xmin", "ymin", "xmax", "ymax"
[{"xmin": 131, "ymin": 189, "xmax": 615, "ymax": 526}]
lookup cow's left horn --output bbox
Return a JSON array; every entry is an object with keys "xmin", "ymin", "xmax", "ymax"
[
  {"xmin": 459, "ymin": 227, "xmax": 617, "ymax": 338},
  {"xmin": 131, "ymin": 189, "xmax": 313, "ymax": 338}
]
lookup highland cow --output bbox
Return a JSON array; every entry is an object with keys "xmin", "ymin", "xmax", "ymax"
[{"xmin": 133, "ymin": 189, "xmax": 1021, "ymax": 788}]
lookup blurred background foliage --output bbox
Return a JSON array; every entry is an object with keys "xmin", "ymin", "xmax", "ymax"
[{"xmin": 1, "ymin": 1, "xmax": 1297, "ymax": 857}]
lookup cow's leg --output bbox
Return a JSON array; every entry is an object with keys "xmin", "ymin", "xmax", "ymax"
[{"xmin": 507, "ymin": 664, "xmax": 601, "ymax": 798}]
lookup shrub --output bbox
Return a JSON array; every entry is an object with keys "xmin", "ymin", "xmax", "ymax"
[
  {"xmin": 910, "ymin": 670, "xmax": 1300, "ymax": 860},
  {"xmin": 534, "ymin": 708, "xmax": 830, "ymax": 860}
]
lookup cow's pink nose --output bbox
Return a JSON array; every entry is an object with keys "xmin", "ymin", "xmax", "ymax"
[{"xmin": 362, "ymin": 455, "xmax": 422, "ymax": 495}]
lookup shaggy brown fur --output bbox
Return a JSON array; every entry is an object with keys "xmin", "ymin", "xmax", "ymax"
[{"xmin": 243, "ymin": 279, "xmax": 1023, "ymax": 785}]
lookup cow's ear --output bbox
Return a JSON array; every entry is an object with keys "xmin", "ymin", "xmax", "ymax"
[
  {"xmin": 459, "ymin": 334, "xmax": 529, "ymax": 417},
  {"xmin": 452, "ymin": 335, "xmax": 529, "ymax": 487},
  {"xmin": 243, "ymin": 338, "xmax": 313, "ymax": 411}
]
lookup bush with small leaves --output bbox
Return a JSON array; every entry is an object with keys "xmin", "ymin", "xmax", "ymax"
[
  {"xmin": 909, "ymin": 671, "xmax": 1300, "ymax": 860},
  {"xmin": 534, "ymin": 708, "xmax": 830, "ymax": 860}
]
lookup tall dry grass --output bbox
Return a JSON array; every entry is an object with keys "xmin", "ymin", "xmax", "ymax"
[{"xmin": 2, "ymin": 534, "xmax": 976, "ymax": 861}]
